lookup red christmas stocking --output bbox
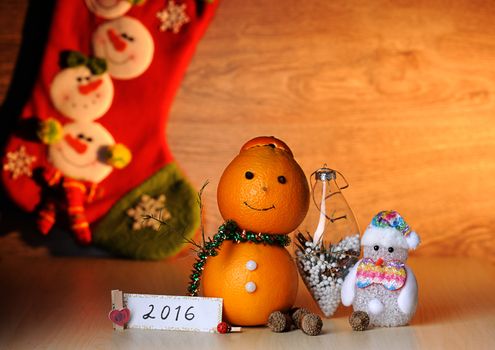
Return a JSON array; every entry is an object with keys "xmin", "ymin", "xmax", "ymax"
[{"xmin": 1, "ymin": 0, "xmax": 219, "ymax": 259}]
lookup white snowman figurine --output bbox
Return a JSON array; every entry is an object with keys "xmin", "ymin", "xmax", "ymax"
[
  {"xmin": 36, "ymin": 51, "xmax": 130, "ymax": 243},
  {"xmin": 93, "ymin": 15, "xmax": 154, "ymax": 80},
  {"xmin": 341, "ymin": 210, "xmax": 420, "ymax": 329},
  {"xmin": 85, "ymin": 0, "xmax": 144, "ymax": 20},
  {"xmin": 49, "ymin": 54, "xmax": 113, "ymax": 122}
]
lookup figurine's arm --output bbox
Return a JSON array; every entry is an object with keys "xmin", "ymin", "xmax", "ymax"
[
  {"xmin": 38, "ymin": 118, "xmax": 64, "ymax": 145},
  {"xmin": 341, "ymin": 259, "xmax": 361, "ymax": 306},
  {"xmin": 104, "ymin": 143, "xmax": 132, "ymax": 169},
  {"xmin": 398, "ymin": 265, "xmax": 418, "ymax": 314}
]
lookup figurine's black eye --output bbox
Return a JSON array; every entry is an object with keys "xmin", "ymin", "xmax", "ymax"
[
  {"xmin": 373, "ymin": 245, "xmax": 379, "ymax": 251},
  {"xmin": 86, "ymin": 137, "xmax": 93, "ymax": 142},
  {"xmin": 86, "ymin": 76, "xmax": 91, "ymax": 81},
  {"xmin": 77, "ymin": 133, "xmax": 84, "ymax": 139},
  {"xmin": 245, "ymin": 171, "xmax": 254, "ymax": 180},
  {"xmin": 77, "ymin": 77, "xmax": 83, "ymax": 83},
  {"xmin": 388, "ymin": 247, "xmax": 394, "ymax": 253},
  {"xmin": 121, "ymin": 33, "xmax": 134, "ymax": 42},
  {"xmin": 278, "ymin": 175, "xmax": 286, "ymax": 184}
]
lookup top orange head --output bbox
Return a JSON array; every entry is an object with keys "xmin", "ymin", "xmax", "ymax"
[{"xmin": 217, "ymin": 136, "xmax": 310, "ymax": 234}]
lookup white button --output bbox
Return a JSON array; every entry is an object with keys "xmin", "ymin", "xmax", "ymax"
[
  {"xmin": 245, "ymin": 281, "xmax": 257, "ymax": 293},
  {"xmin": 246, "ymin": 260, "xmax": 257, "ymax": 271}
]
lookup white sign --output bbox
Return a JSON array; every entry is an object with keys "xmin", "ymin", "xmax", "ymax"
[{"xmin": 111, "ymin": 290, "xmax": 223, "ymax": 333}]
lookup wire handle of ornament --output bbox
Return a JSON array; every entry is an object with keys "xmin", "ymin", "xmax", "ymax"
[{"xmin": 334, "ymin": 170, "xmax": 349, "ymax": 191}]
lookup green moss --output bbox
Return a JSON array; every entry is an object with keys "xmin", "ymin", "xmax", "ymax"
[{"xmin": 93, "ymin": 163, "xmax": 199, "ymax": 260}]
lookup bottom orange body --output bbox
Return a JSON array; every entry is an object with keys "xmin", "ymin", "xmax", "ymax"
[{"xmin": 202, "ymin": 241, "xmax": 298, "ymax": 326}]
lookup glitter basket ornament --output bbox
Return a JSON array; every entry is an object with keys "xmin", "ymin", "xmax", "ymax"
[{"xmin": 295, "ymin": 166, "xmax": 361, "ymax": 317}]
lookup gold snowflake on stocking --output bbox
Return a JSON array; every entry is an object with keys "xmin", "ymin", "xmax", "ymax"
[
  {"xmin": 127, "ymin": 194, "xmax": 172, "ymax": 231},
  {"xmin": 3, "ymin": 145, "xmax": 36, "ymax": 180},
  {"xmin": 156, "ymin": 0, "xmax": 190, "ymax": 34}
]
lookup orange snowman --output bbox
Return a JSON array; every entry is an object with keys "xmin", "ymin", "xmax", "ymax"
[{"xmin": 199, "ymin": 136, "xmax": 310, "ymax": 326}]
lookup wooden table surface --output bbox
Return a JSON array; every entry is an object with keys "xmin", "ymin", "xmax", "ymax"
[{"xmin": 0, "ymin": 255, "xmax": 493, "ymax": 349}]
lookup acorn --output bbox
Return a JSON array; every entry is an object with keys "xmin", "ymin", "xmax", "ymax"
[
  {"xmin": 349, "ymin": 311, "xmax": 370, "ymax": 331},
  {"xmin": 267, "ymin": 311, "xmax": 292, "ymax": 332},
  {"xmin": 288, "ymin": 307, "xmax": 300, "ymax": 317},
  {"xmin": 301, "ymin": 313, "xmax": 323, "ymax": 336},
  {"xmin": 291, "ymin": 308, "xmax": 310, "ymax": 329}
]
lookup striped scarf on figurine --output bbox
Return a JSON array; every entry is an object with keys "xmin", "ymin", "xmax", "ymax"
[{"xmin": 356, "ymin": 258, "xmax": 407, "ymax": 291}]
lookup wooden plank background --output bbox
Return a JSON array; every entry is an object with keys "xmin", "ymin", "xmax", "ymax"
[{"xmin": 1, "ymin": 0, "xmax": 494, "ymax": 261}]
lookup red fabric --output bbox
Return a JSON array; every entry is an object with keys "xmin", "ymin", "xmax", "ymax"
[
  {"xmin": 2, "ymin": 1, "xmax": 219, "ymax": 223},
  {"xmin": 37, "ymin": 201, "xmax": 56, "ymax": 235}
]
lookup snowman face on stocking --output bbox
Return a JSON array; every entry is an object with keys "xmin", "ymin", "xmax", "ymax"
[
  {"xmin": 50, "ymin": 65, "xmax": 114, "ymax": 121},
  {"xmin": 93, "ymin": 16, "xmax": 154, "ymax": 80},
  {"xmin": 85, "ymin": 0, "xmax": 132, "ymax": 19},
  {"xmin": 49, "ymin": 122, "xmax": 115, "ymax": 183}
]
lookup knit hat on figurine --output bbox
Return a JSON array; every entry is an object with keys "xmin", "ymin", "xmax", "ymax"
[{"xmin": 361, "ymin": 210, "xmax": 420, "ymax": 250}]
